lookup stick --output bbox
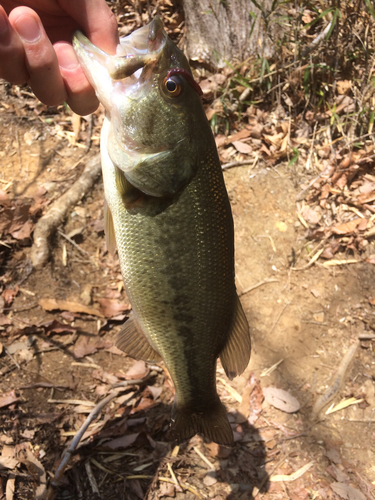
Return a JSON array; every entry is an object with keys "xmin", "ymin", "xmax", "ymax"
[
  {"xmin": 44, "ymin": 373, "xmax": 155, "ymax": 500},
  {"xmin": 312, "ymin": 341, "xmax": 359, "ymax": 416},
  {"xmin": 30, "ymin": 155, "xmax": 101, "ymax": 269}
]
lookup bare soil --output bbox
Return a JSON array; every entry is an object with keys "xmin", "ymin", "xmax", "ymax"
[{"xmin": 0, "ymin": 87, "xmax": 375, "ymax": 500}]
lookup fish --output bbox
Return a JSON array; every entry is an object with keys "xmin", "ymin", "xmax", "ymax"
[{"xmin": 73, "ymin": 17, "xmax": 251, "ymax": 446}]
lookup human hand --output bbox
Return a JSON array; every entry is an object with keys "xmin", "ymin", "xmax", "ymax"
[{"xmin": 0, "ymin": 0, "xmax": 118, "ymax": 114}]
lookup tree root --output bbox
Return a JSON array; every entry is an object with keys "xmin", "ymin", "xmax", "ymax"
[{"xmin": 30, "ymin": 155, "xmax": 101, "ymax": 269}]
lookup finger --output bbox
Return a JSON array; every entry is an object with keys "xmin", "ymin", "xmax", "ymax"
[
  {"xmin": 0, "ymin": 5, "xmax": 29, "ymax": 83},
  {"xmin": 9, "ymin": 7, "xmax": 67, "ymax": 106},
  {"xmin": 57, "ymin": 0, "xmax": 118, "ymax": 54},
  {"xmin": 54, "ymin": 42, "xmax": 99, "ymax": 115}
]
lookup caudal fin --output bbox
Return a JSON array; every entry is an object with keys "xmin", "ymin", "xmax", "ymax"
[{"xmin": 170, "ymin": 398, "xmax": 233, "ymax": 446}]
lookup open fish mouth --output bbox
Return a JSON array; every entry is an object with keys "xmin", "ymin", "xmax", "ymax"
[{"xmin": 73, "ymin": 17, "xmax": 167, "ymax": 84}]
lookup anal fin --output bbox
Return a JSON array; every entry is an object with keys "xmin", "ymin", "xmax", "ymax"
[
  {"xmin": 115, "ymin": 312, "xmax": 162, "ymax": 363},
  {"xmin": 220, "ymin": 294, "xmax": 251, "ymax": 380}
]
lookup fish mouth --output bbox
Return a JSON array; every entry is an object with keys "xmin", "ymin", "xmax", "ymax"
[
  {"xmin": 73, "ymin": 16, "xmax": 167, "ymax": 82},
  {"xmin": 106, "ymin": 16, "xmax": 167, "ymax": 81}
]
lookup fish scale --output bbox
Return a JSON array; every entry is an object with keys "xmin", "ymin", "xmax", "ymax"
[{"xmin": 73, "ymin": 16, "xmax": 251, "ymax": 445}]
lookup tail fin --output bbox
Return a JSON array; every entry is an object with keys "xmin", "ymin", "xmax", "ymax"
[{"xmin": 170, "ymin": 398, "xmax": 233, "ymax": 446}]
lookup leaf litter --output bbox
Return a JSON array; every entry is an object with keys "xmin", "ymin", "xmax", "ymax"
[{"xmin": 0, "ymin": 1, "xmax": 375, "ymax": 499}]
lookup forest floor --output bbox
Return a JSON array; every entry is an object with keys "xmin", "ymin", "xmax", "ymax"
[{"xmin": 0, "ymin": 79, "xmax": 374, "ymax": 500}]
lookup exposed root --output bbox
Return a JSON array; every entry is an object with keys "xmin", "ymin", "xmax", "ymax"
[{"xmin": 30, "ymin": 156, "xmax": 101, "ymax": 269}]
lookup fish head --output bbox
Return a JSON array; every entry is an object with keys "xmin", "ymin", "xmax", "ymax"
[{"xmin": 73, "ymin": 17, "xmax": 208, "ymax": 197}]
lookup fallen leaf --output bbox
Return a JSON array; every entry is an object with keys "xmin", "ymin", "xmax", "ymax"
[
  {"xmin": 230, "ymin": 129, "xmax": 252, "ymax": 142},
  {"xmin": 6, "ymin": 341, "xmax": 29, "ymax": 355},
  {"xmin": 105, "ymin": 432, "xmax": 140, "ymax": 450},
  {"xmin": 0, "ymin": 390, "xmax": 21, "ymax": 409},
  {"xmin": 19, "ymin": 445, "xmax": 47, "ymax": 500},
  {"xmin": 330, "ymin": 482, "xmax": 366, "ymax": 500},
  {"xmin": 205, "ymin": 442, "xmax": 232, "ymax": 458},
  {"xmin": 263, "ymin": 387, "xmax": 300, "ymax": 413},
  {"xmin": 73, "ymin": 337, "xmax": 105, "ymax": 358},
  {"xmin": 336, "ymin": 80, "xmax": 352, "ymax": 95},
  {"xmin": 11, "ymin": 220, "xmax": 33, "ymax": 240},
  {"xmin": 6, "ymin": 474, "xmax": 15, "ymax": 500},
  {"xmin": 39, "ymin": 298, "xmax": 104, "ymax": 317},
  {"xmin": 302, "ymin": 206, "xmax": 321, "ymax": 224},
  {"xmin": 159, "ymin": 481, "xmax": 175, "ymax": 497},
  {"xmin": 331, "ymin": 218, "xmax": 361, "ymax": 235},
  {"xmin": 203, "ymin": 471, "xmax": 217, "ymax": 486},
  {"xmin": 2, "ymin": 287, "xmax": 18, "ymax": 307},
  {"xmin": 41, "ymin": 319, "xmax": 77, "ymax": 336},
  {"xmin": 232, "ymin": 140, "xmax": 252, "ymax": 154},
  {"xmin": 125, "ymin": 360, "xmax": 149, "ymax": 380},
  {"xmin": 97, "ymin": 298, "xmax": 131, "ymax": 318}
]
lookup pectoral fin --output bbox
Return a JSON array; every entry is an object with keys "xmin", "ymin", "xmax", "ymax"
[
  {"xmin": 104, "ymin": 199, "xmax": 116, "ymax": 254},
  {"xmin": 115, "ymin": 312, "xmax": 163, "ymax": 362},
  {"xmin": 220, "ymin": 295, "xmax": 251, "ymax": 380},
  {"xmin": 115, "ymin": 166, "xmax": 144, "ymax": 208}
]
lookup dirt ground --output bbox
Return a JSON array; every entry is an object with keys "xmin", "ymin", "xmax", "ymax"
[{"xmin": 0, "ymin": 85, "xmax": 375, "ymax": 500}]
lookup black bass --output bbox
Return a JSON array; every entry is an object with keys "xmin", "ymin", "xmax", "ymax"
[{"xmin": 73, "ymin": 17, "xmax": 250, "ymax": 445}]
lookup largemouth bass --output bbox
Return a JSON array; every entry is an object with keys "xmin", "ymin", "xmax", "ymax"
[{"xmin": 73, "ymin": 17, "xmax": 250, "ymax": 446}]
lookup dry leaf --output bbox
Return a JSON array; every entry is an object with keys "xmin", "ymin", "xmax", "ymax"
[
  {"xmin": 73, "ymin": 337, "xmax": 106, "ymax": 358},
  {"xmin": 263, "ymin": 387, "xmax": 300, "ymax": 413},
  {"xmin": 232, "ymin": 141, "xmax": 252, "ymax": 154},
  {"xmin": 331, "ymin": 219, "xmax": 361, "ymax": 235},
  {"xmin": 105, "ymin": 433, "xmax": 140, "ymax": 450},
  {"xmin": 2, "ymin": 287, "xmax": 18, "ymax": 306},
  {"xmin": 39, "ymin": 298, "xmax": 104, "ymax": 317},
  {"xmin": 126, "ymin": 360, "xmax": 149, "ymax": 380},
  {"xmin": 302, "ymin": 207, "xmax": 321, "ymax": 224},
  {"xmin": 230, "ymin": 129, "xmax": 252, "ymax": 142},
  {"xmin": 0, "ymin": 390, "xmax": 21, "ymax": 409},
  {"xmin": 97, "ymin": 298, "xmax": 131, "ymax": 318},
  {"xmin": 330, "ymin": 482, "xmax": 366, "ymax": 500},
  {"xmin": 336, "ymin": 80, "xmax": 352, "ymax": 95},
  {"xmin": 159, "ymin": 481, "xmax": 175, "ymax": 497},
  {"xmin": 6, "ymin": 474, "xmax": 15, "ymax": 500}
]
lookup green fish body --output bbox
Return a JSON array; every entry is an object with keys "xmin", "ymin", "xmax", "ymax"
[{"xmin": 73, "ymin": 18, "xmax": 250, "ymax": 445}]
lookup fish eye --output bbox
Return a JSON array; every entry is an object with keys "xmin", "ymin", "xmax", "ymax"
[{"xmin": 163, "ymin": 76, "xmax": 182, "ymax": 96}]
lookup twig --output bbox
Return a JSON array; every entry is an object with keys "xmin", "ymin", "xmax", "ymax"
[
  {"xmin": 30, "ymin": 155, "xmax": 101, "ymax": 269},
  {"xmin": 269, "ymin": 301, "xmax": 290, "ymax": 335},
  {"xmin": 44, "ymin": 373, "xmax": 155, "ymax": 500},
  {"xmin": 291, "ymin": 247, "xmax": 324, "ymax": 271},
  {"xmin": 4, "ymin": 347, "xmax": 20, "ymax": 369},
  {"xmin": 193, "ymin": 447, "xmax": 214, "ymax": 470},
  {"xmin": 302, "ymin": 19, "xmax": 334, "ymax": 57},
  {"xmin": 222, "ymin": 159, "xmax": 255, "ymax": 170},
  {"xmin": 3, "ymin": 302, "xmax": 38, "ymax": 313},
  {"xmin": 239, "ymin": 278, "xmax": 278, "ymax": 296},
  {"xmin": 85, "ymin": 461, "xmax": 100, "ymax": 494},
  {"xmin": 58, "ymin": 230, "xmax": 92, "ymax": 257},
  {"xmin": 312, "ymin": 340, "xmax": 359, "ymax": 416},
  {"xmin": 358, "ymin": 334, "xmax": 375, "ymax": 340}
]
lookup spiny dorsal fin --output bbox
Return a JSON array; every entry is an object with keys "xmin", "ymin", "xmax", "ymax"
[
  {"xmin": 115, "ymin": 312, "xmax": 162, "ymax": 362},
  {"xmin": 104, "ymin": 199, "xmax": 117, "ymax": 254},
  {"xmin": 115, "ymin": 166, "xmax": 144, "ymax": 208},
  {"xmin": 220, "ymin": 294, "xmax": 251, "ymax": 380}
]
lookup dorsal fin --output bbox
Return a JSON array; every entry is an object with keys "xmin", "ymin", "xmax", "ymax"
[
  {"xmin": 220, "ymin": 294, "xmax": 251, "ymax": 380},
  {"xmin": 104, "ymin": 199, "xmax": 117, "ymax": 254},
  {"xmin": 115, "ymin": 312, "xmax": 162, "ymax": 362}
]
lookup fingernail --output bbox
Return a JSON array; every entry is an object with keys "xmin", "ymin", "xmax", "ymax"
[
  {"xmin": 14, "ymin": 15, "xmax": 41, "ymax": 43},
  {"xmin": 57, "ymin": 44, "xmax": 79, "ymax": 70}
]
